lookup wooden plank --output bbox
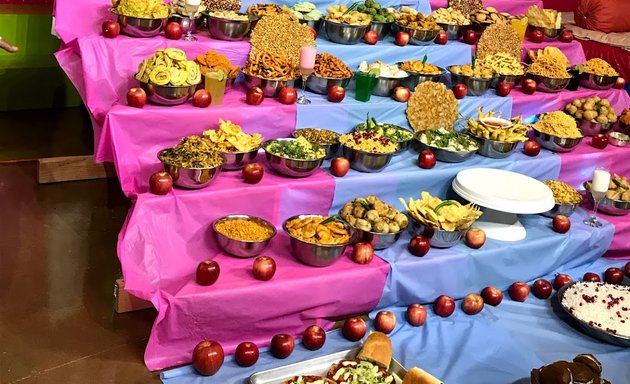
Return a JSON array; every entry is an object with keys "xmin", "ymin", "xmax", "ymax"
[
  {"xmin": 114, "ymin": 279, "xmax": 153, "ymax": 314},
  {"xmin": 37, "ymin": 155, "xmax": 116, "ymax": 184}
]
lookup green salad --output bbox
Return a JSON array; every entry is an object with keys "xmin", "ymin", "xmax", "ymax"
[
  {"xmin": 419, "ymin": 128, "xmax": 479, "ymax": 152},
  {"xmin": 355, "ymin": 116, "xmax": 414, "ymax": 142},
  {"xmin": 265, "ymin": 137, "xmax": 326, "ymax": 160}
]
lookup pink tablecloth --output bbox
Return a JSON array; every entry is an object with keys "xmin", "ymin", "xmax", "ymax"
[{"xmin": 429, "ymin": 0, "xmax": 543, "ymax": 14}]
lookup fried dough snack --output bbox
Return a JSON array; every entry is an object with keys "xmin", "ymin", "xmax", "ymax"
[
  {"xmin": 196, "ymin": 50, "xmax": 239, "ymax": 79},
  {"xmin": 246, "ymin": 3, "xmax": 281, "ymax": 17},
  {"xmin": 450, "ymin": 64, "xmax": 493, "ymax": 78},
  {"xmin": 579, "ymin": 58, "xmax": 619, "ymax": 77},
  {"xmin": 533, "ymin": 111, "xmax": 583, "ymax": 139},
  {"xmin": 400, "ymin": 192, "xmax": 482, "ymax": 231},
  {"xmin": 476, "ymin": 52, "xmax": 524, "ymax": 75},
  {"xmin": 406, "ymin": 82, "xmax": 458, "ymax": 132},
  {"xmin": 476, "ymin": 21, "xmax": 521, "ymax": 61},
  {"xmin": 431, "ymin": 7, "xmax": 470, "ymax": 25},
  {"xmin": 113, "ymin": 0, "xmax": 169, "ymax": 18},
  {"xmin": 543, "ymin": 180, "xmax": 583, "ymax": 204},
  {"xmin": 243, "ymin": 50, "xmax": 298, "ymax": 80},
  {"xmin": 399, "ymin": 60, "xmax": 441, "ymax": 75},
  {"xmin": 249, "ymin": 12, "xmax": 315, "ymax": 66},
  {"xmin": 325, "ymin": 5, "xmax": 371, "ymax": 25},
  {"xmin": 586, "ymin": 174, "xmax": 630, "ymax": 202},
  {"xmin": 528, "ymin": 46, "xmax": 570, "ymax": 69},
  {"xmin": 136, "ymin": 48, "xmax": 201, "ymax": 86},
  {"xmin": 466, "ymin": 108, "xmax": 528, "ymax": 142},
  {"xmin": 285, "ymin": 216, "xmax": 351, "ymax": 245},
  {"xmin": 526, "ymin": 5, "xmax": 561, "ymax": 29},
  {"xmin": 202, "ymin": 119, "xmax": 262, "ymax": 152},
  {"xmin": 313, "ymin": 53, "xmax": 352, "ymax": 78},
  {"xmin": 447, "ymin": 0, "xmax": 482, "ymax": 16},
  {"xmin": 527, "ymin": 56, "xmax": 571, "ymax": 78},
  {"xmin": 396, "ymin": 13, "xmax": 440, "ymax": 30}
]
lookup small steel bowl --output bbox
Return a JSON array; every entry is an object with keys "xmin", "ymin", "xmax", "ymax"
[
  {"xmin": 158, "ymin": 149, "xmax": 225, "ymax": 189},
  {"xmin": 220, "ymin": 146, "xmax": 261, "ymax": 171},
  {"xmin": 113, "ymin": 12, "xmax": 166, "ymax": 38},
  {"xmin": 408, "ymin": 219, "xmax": 465, "ymax": 248},
  {"xmin": 213, "ymin": 214, "xmax": 276, "ymax": 257},
  {"xmin": 437, "ymin": 23, "xmax": 466, "ymax": 40},
  {"xmin": 263, "ymin": 139, "xmax": 325, "ymax": 178},
  {"xmin": 532, "ymin": 129, "xmax": 583, "ymax": 153},
  {"xmin": 138, "ymin": 81, "xmax": 198, "ymax": 106},
  {"xmin": 299, "ymin": 18, "xmax": 324, "ymax": 32},
  {"xmin": 448, "ymin": 67, "xmax": 495, "ymax": 96},
  {"xmin": 341, "ymin": 145, "xmax": 395, "ymax": 173},
  {"xmin": 292, "ymin": 129, "xmax": 340, "ymax": 159},
  {"xmin": 468, "ymin": 133, "xmax": 519, "ymax": 159},
  {"xmin": 528, "ymin": 24, "xmax": 562, "ymax": 39},
  {"xmin": 372, "ymin": 75, "xmax": 408, "ymax": 97},
  {"xmin": 283, "ymin": 215, "xmax": 356, "ymax": 267},
  {"xmin": 415, "ymin": 139, "xmax": 478, "ymax": 163},
  {"xmin": 368, "ymin": 20, "xmax": 393, "ymax": 39},
  {"xmin": 608, "ymin": 131, "xmax": 630, "ymax": 147},
  {"xmin": 584, "ymin": 182, "xmax": 630, "ymax": 216},
  {"xmin": 395, "ymin": 24, "xmax": 440, "ymax": 45},
  {"xmin": 324, "ymin": 20, "xmax": 369, "ymax": 45},
  {"xmin": 243, "ymin": 73, "xmax": 298, "ymax": 98},
  {"xmin": 306, "ymin": 75, "xmax": 352, "ymax": 95},
  {"xmin": 399, "ymin": 64, "xmax": 445, "ymax": 90},
  {"xmin": 491, "ymin": 73, "xmax": 524, "ymax": 88},
  {"xmin": 541, "ymin": 202, "xmax": 581, "ymax": 218},
  {"xmin": 526, "ymin": 73, "xmax": 571, "ymax": 93},
  {"xmin": 206, "ymin": 14, "xmax": 256, "ymax": 40},
  {"xmin": 576, "ymin": 119, "xmax": 611, "ymax": 137},
  {"xmin": 168, "ymin": 14, "xmax": 198, "ymax": 34},
  {"xmin": 579, "ymin": 72, "xmax": 619, "ymax": 90}
]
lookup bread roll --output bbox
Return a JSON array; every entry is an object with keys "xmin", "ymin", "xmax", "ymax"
[
  {"xmin": 403, "ymin": 367, "xmax": 443, "ymax": 384},
  {"xmin": 356, "ymin": 332, "xmax": 393, "ymax": 369}
]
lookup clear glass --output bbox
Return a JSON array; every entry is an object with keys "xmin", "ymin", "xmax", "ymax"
[
  {"xmin": 183, "ymin": 2, "xmax": 199, "ymax": 41},
  {"xmin": 297, "ymin": 46, "xmax": 316, "ymax": 105},
  {"xmin": 205, "ymin": 73, "xmax": 227, "ymax": 105},
  {"xmin": 584, "ymin": 167, "xmax": 611, "ymax": 228},
  {"xmin": 354, "ymin": 72, "xmax": 377, "ymax": 102}
]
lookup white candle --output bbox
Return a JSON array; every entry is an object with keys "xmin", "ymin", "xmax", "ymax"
[{"xmin": 592, "ymin": 169, "xmax": 611, "ymax": 193}]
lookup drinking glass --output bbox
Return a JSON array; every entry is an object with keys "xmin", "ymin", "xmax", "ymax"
[
  {"xmin": 183, "ymin": 0, "xmax": 200, "ymax": 41},
  {"xmin": 354, "ymin": 72, "xmax": 377, "ymax": 102},
  {"xmin": 205, "ymin": 70, "xmax": 227, "ymax": 105},
  {"xmin": 584, "ymin": 167, "xmax": 611, "ymax": 228},
  {"xmin": 297, "ymin": 46, "xmax": 316, "ymax": 105}
]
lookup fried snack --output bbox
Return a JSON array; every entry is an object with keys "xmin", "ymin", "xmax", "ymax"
[
  {"xmin": 476, "ymin": 52, "xmax": 524, "ymax": 76},
  {"xmin": 586, "ymin": 174, "xmax": 630, "ymax": 202},
  {"xmin": 528, "ymin": 46, "xmax": 570, "ymax": 69},
  {"xmin": 399, "ymin": 60, "xmax": 441, "ymax": 75},
  {"xmin": 400, "ymin": 192, "xmax": 482, "ymax": 231},
  {"xmin": 246, "ymin": 3, "xmax": 281, "ymax": 17},
  {"xmin": 533, "ymin": 111, "xmax": 583, "ymax": 139},
  {"xmin": 249, "ymin": 12, "xmax": 315, "ymax": 66},
  {"xmin": 203, "ymin": 0, "xmax": 241, "ymax": 12},
  {"xmin": 294, "ymin": 128, "xmax": 339, "ymax": 145},
  {"xmin": 476, "ymin": 21, "xmax": 522, "ymax": 61},
  {"xmin": 396, "ymin": 13, "xmax": 440, "ymax": 30},
  {"xmin": 466, "ymin": 108, "xmax": 528, "ymax": 142},
  {"xmin": 158, "ymin": 136, "xmax": 224, "ymax": 168},
  {"xmin": 325, "ymin": 5, "xmax": 371, "ymax": 25},
  {"xmin": 340, "ymin": 196, "xmax": 408, "ymax": 234},
  {"xmin": 526, "ymin": 5, "xmax": 561, "ymax": 29},
  {"xmin": 406, "ymin": 82, "xmax": 458, "ymax": 132},
  {"xmin": 243, "ymin": 50, "xmax": 298, "ymax": 80},
  {"xmin": 289, "ymin": 2, "xmax": 323, "ymax": 21},
  {"xmin": 215, "ymin": 219, "xmax": 273, "ymax": 241},
  {"xmin": 170, "ymin": 0, "xmax": 205, "ymax": 17},
  {"xmin": 113, "ymin": 0, "xmax": 169, "ymax": 18},
  {"xmin": 339, "ymin": 131, "xmax": 398, "ymax": 153},
  {"xmin": 285, "ymin": 216, "xmax": 351, "ymax": 245},
  {"xmin": 431, "ymin": 7, "xmax": 470, "ymax": 25},
  {"xmin": 578, "ymin": 58, "xmax": 619, "ymax": 77},
  {"xmin": 207, "ymin": 10, "xmax": 249, "ymax": 20},
  {"xmin": 135, "ymin": 48, "xmax": 201, "ymax": 86},
  {"xmin": 396, "ymin": 6, "xmax": 419, "ymax": 16},
  {"xmin": 195, "ymin": 50, "xmax": 239, "ymax": 79},
  {"xmin": 543, "ymin": 180, "xmax": 583, "ymax": 204},
  {"xmin": 202, "ymin": 119, "xmax": 262, "ymax": 152},
  {"xmin": 313, "ymin": 53, "xmax": 352, "ymax": 79},
  {"xmin": 448, "ymin": 0, "xmax": 482, "ymax": 16},
  {"xmin": 527, "ymin": 55, "xmax": 572, "ymax": 78},
  {"xmin": 470, "ymin": 7, "xmax": 515, "ymax": 24},
  {"xmin": 564, "ymin": 96, "xmax": 617, "ymax": 124},
  {"xmin": 450, "ymin": 64, "xmax": 493, "ymax": 78}
]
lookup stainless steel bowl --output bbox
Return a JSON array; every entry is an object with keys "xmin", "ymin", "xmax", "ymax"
[
  {"xmin": 207, "ymin": 14, "xmax": 256, "ymax": 40},
  {"xmin": 220, "ymin": 146, "xmax": 261, "ymax": 171},
  {"xmin": 306, "ymin": 75, "xmax": 352, "ymax": 95},
  {"xmin": 113, "ymin": 12, "xmax": 166, "ymax": 38},
  {"xmin": 532, "ymin": 129, "xmax": 583, "ymax": 153},
  {"xmin": 243, "ymin": 73, "xmax": 298, "ymax": 98},
  {"xmin": 408, "ymin": 219, "xmax": 465, "ymax": 248},
  {"xmin": 491, "ymin": 73, "xmax": 524, "ymax": 88},
  {"xmin": 324, "ymin": 20, "xmax": 369, "ymax": 45},
  {"xmin": 437, "ymin": 23, "xmax": 465, "ymax": 40},
  {"xmin": 168, "ymin": 14, "xmax": 198, "ymax": 34},
  {"xmin": 368, "ymin": 21, "xmax": 392, "ymax": 39},
  {"xmin": 584, "ymin": 182, "xmax": 630, "ymax": 216},
  {"xmin": 353, "ymin": 227, "xmax": 403, "ymax": 250},
  {"xmin": 283, "ymin": 215, "xmax": 355, "ymax": 267},
  {"xmin": 353, "ymin": 123, "xmax": 413, "ymax": 155},
  {"xmin": 579, "ymin": 72, "xmax": 619, "ymax": 90},
  {"xmin": 341, "ymin": 145, "xmax": 395, "ymax": 173},
  {"xmin": 468, "ymin": 133, "xmax": 519, "ymax": 159},
  {"xmin": 395, "ymin": 24, "xmax": 440, "ymax": 45},
  {"xmin": 608, "ymin": 131, "xmax": 630, "ymax": 147},
  {"xmin": 213, "ymin": 214, "xmax": 276, "ymax": 257},
  {"xmin": 263, "ymin": 139, "xmax": 325, "ymax": 177},
  {"xmin": 158, "ymin": 149, "xmax": 225, "ymax": 189},
  {"xmin": 399, "ymin": 65, "xmax": 445, "ymax": 90},
  {"xmin": 526, "ymin": 73, "xmax": 571, "ymax": 93},
  {"xmin": 528, "ymin": 24, "xmax": 562, "ymax": 39},
  {"xmin": 372, "ymin": 75, "xmax": 407, "ymax": 97},
  {"xmin": 416, "ymin": 139, "xmax": 478, "ymax": 163},
  {"xmin": 138, "ymin": 81, "xmax": 198, "ymax": 106},
  {"xmin": 292, "ymin": 129, "xmax": 340, "ymax": 159},
  {"xmin": 541, "ymin": 202, "xmax": 581, "ymax": 218},
  {"xmin": 577, "ymin": 119, "xmax": 611, "ymax": 136},
  {"xmin": 448, "ymin": 67, "xmax": 495, "ymax": 96},
  {"xmin": 299, "ymin": 18, "xmax": 324, "ymax": 32}
]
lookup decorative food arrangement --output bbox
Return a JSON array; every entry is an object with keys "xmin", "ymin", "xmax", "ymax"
[
  {"xmin": 313, "ymin": 53, "xmax": 353, "ymax": 78},
  {"xmin": 399, "ymin": 59, "xmax": 441, "ymax": 75},
  {"xmin": 246, "ymin": 3, "xmax": 282, "ymax": 17},
  {"xmin": 470, "ymin": 7, "xmax": 515, "ymax": 24},
  {"xmin": 466, "ymin": 109, "xmax": 528, "ymax": 142},
  {"xmin": 528, "ymin": 46, "xmax": 570, "ymax": 69},
  {"xmin": 112, "ymin": 0, "xmax": 169, "ymax": 18},
  {"xmin": 195, "ymin": 50, "xmax": 239, "ymax": 79},
  {"xmin": 531, "ymin": 354, "xmax": 611, "ymax": 384},
  {"xmin": 355, "ymin": 116, "xmax": 414, "ymax": 143},
  {"xmin": 202, "ymin": 119, "xmax": 262, "ymax": 152},
  {"xmin": 476, "ymin": 52, "xmax": 524, "ymax": 76},
  {"xmin": 400, "ymin": 192, "xmax": 482, "ymax": 231},
  {"xmin": 476, "ymin": 22, "xmax": 522, "ymax": 61},
  {"xmin": 526, "ymin": 5, "xmax": 561, "ymax": 29},
  {"xmin": 418, "ymin": 128, "xmax": 479, "ymax": 152},
  {"xmin": 395, "ymin": 13, "xmax": 440, "ymax": 31},
  {"xmin": 135, "ymin": 48, "xmax": 201, "ymax": 86},
  {"xmin": 249, "ymin": 12, "xmax": 315, "ymax": 66},
  {"xmin": 357, "ymin": 0, "xmax": 396, "ymax": 23},
  {"xmin": 340, "ymin": 196, "xmax": 409, "ymax": 234},
  {"xmin": 533, "ymin": 112, "xmax": 583, "ymax": 139},
  {"xmin": 447, "ymin": 0, "xmax": 482, "ymax": 17},
  {"xmin": 325, "ymin": 5, "xmax": 371, "ymax": 25},
  {"xmin": 265, "ymin": 136, "xmax": 326, "ymax": 160},
  {"xmin": 294, "ymin": 128, "xmax": 339, "ymax": 146},
  {"xmin": 289, "ymin": 2, "xmax": 323, "ymax": 21},
  {"xmin": 243, "ymin": 50, "xmax": 298, "ymax": 80},
  {"xmin": 284, "ymin": 215, "xmax": 351, "ymax": 245},
  {"xmin": 406, "ymin": 82, "xmax": 458, "ymax": 132},
  {"xmin": 576, "ymin": 58, "xmax": 619, "ymax": 77},
  {"xmin": 586, "ymin": 174, "xmax": 630, "ymax": 201},
  {"xmin": 564, "ymin": 96, "xmax": 618, "ymax": 125},
  {"xmin": 339, "ymin": 131, "xmax": 398, "ymax": 153},
  {"xmin": 358, "ymin": 61, "xmax": 407, "ymax": 78},
  {"xmin": 542, "ymin": 180, "xmax": 583, "ymax": 205},
  {"xmin": 207, "ymin": 10, "xmax": 250, "ymax": 20},
  {"xmin": 431, "ymin": 7, "xmax": 470, "ymax": 25},
  {"xmin": 527, "ymin": 47, "xmax": 572, "ymax": 79},
  {"xmin": 449, "ymin": 64, "xmax": 493, "ymax": 78},
  {"xmin": 158, "ymin": 136, "xmax": 224, "ymax": 168}
]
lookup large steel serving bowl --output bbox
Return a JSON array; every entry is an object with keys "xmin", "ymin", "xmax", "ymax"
[
  {"xmin": 368, "ymin": 20, "xmax": 393, "ymax": 39},
  {"xmin": 608, "ymin": 131, "xmax": 630, "ymax": 147},
  {"xmin": 491, "ymin": 73, "xmax": 524, "ymax": 88},
  {"xmin": 263, "ymin": 139, "xmax": 326, "ymax": 177},
  {"xmin": 526, "ymin": 73, "xmax": 571, "ymax": 93},
  {"xmin": 306, "ymin": 75, "xmax": 352, "ymax": 95},
  {"xmin": 283, "ymin": 215, "xmax": 356, "ymax": 267},
  {"xmin": 342, "ymin": 145, "xmax": 395, "ymax": 173},
  {"xmin": 541, "ymin": 202, "xmax": 581, "ymax": 218},
  {"xmin": 158, "ymin": 149, "xmax": 225, "ymax": 189},
  {"xmin": 532, "ymin": 129, "xmax": 583, "ymax": 153},
  {"xmin": 468, "ymin": 133, "xmax": 519, "ymax": 159},
  {"xmin": 324, "ymin": 20, "xmax": 369, "ymax": 45},
  {"xmin": 528, "ymin": 24, "xmax": 562, "ymax": 39},
  {"xmin": 299, "ymin": 18, "xmax": 324, "ymax": 32},
  {"xmin": 408, "ymin": 219, "xmax": 465, "ymax": 248},
  {"xmin": 372, "ymin": 75, "xmax": 407, "ymax": 97},
  {"xmin": 138, "ymin": 81, "xmax": 198, "ymax": 106},
  {"xmin": 399, "ymin": 64, "xmax": 445, "ymax": 90},
  {"xmin": 220, "ymin": 146, "xmax": 261, "ymax": 171},
  {"xmin": 292, "ymin": 129, "xmax": 340, "ymax": 159},
  {"xmin": 579, "ymin": 72, "xmax": 619, "ymax": 90},
  {"xmin": 415, "ymin": 139, "xmax": 478, "ymax": 163},
  {"xmin": 339, "ymin": 209, "xmax": 406, "ymax": 250},
  {"xmin": 437, "ymin": 23, "xmax": 465, "ymax": 40},
  {"xmin": 113, "ymin": 12, "xmax": 166, "ymax": 37},
  {"xmin": 395, "ymin": 24, "xmax": 440, "ymax": 45},
  {"xmin": 213, "ymin": 214, "xmax": 276, "ymax": 257},
  {"xmin": 576, "ymin": 118, "xmax": 612, "ymax": 137},
  {"xmin": 584, "ymin": 182, "xmax": 630, "ymax": 216},
  {"xmin": 207, "ymin": 14, "xmax": 256, "ymax": 40},
  {"xmin": 243, "ymin": 73, "xmax": 298, "ymax": 97},
  {"xmin": 448, "ymin": 67, "xmax": 494, "ymax": 96}
]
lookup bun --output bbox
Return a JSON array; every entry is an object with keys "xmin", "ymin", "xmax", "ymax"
[
  {"xmin": 356, "ymin": 332, "xmax": 392, "ymax": 369},
  {"xmin": 403, "ymin": 367, "xmax": 443, "ymax": 384}
]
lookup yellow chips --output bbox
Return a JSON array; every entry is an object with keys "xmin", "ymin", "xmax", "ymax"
[
  {"xmin": 526, "ymin": 5, "xmax": 561, "ymax": 29},
  {"xmin": 136, "ymin": 48, "xmax": 201, "ymax": 86},
  {"xmin": 113, "ymin": 0, "xmax": 169, "ymax": 18},
  {"xmin": 466, "ymin": 108, "xmax": 528, "ymax": 142},
  {"xmin": 203, "ymin": 119, "xmax": 263, "ymax": 152},
  {"xmin": 533, "ymin": 111, "xmax": 583, "ymax": 139},
  {"xmin": 285, "ymin": 216, "xmax": 351, "ymax": 245},
  {"xmin": 399, "ymin": 192, "xmax": 482, "ymax": 231},
  {"xmin": 476, "ymin": 52, "xmax": 524, "ymax": 76}
]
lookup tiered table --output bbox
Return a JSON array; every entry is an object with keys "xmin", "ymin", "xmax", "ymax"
[{"xmin": 54, "ymin": 0, "xmax": 630, "ymax": 379}]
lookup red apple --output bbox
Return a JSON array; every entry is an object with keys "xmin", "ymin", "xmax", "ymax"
[
  {"xmin": 192, "ymin": 89, "xmax": 211, "ymax": 108},
  {"xmin": 409, "ymin": 235, "xmax": 430, "ymax": 257},
  {"xmin": 521, "ymin": 78, "xmax": 537, "ymax": 95},
  {"xmin": 463, "ymin": 29, "xmax": 477, "ymax": 45},
  {"xmin": 303, "ymin": 325, "xmax": 326, "ymax": 350},
  {"xmin": 351, "ymin": 242, "xmax": 374, "ymax": 265},
  {"xmin": 252, "ymin": 256, "xmax": 276, "ymax": 281},
  {"xmin": 364, "ymin": 30, "xmax": 378, "ymax": 45},
  {"xmin": 553, "ymin": 274, "xmax": 573, "ymax": 290},
  {"xmin": 149, "ymin": 171, "xmax": 173, "ymax": 195},
  {"xmin": 481, "ymin": 286, "xmax": 503, "ymax": 306},
  {"xmin": 270, "ymin": 334, "xmax": 295, "ymax": 359},
  {"xmin": 102, "ymin": 19, "xmax": 120, "ymax": 38},
  {"xmin": 327, "ymin": 85, "xmax": 345, "ymax": 103},
  {"xmin": 374, "ymin": 310, "xmax": 396, "ymax": 334},
  {"xmin": 461, "ymin": 293, "xmax": 484, "ymax": 315},
  {"xmin": 279, "ymin": 87, "xmax": 297, "ymax": 105},
  {"xmin": 395, "ymin": 31, "xmax": 410, "ymax": 46},
  {"xmin": 496, "ymin": 81, "xmax": 512, "ymax": 97},
  {"xmin": 331, "ymin": 157, "xmax": 350, "ymax": 177},
  {"xmin": 192, "ymin": 340, "xmax": 224, "ymax": 376},
  {"xmin": 583, "ymin": 272, "xmax": 601, "ymax": 282},
  {"xmin": 434, "ymin": 295, "xmax": 455, "ymax": 317},
  {"xmin": 196, "ymin": 260, "xmax": 220, "ymax": 286},
  {"xmin": 406, "ymin": 304, "xmax": 427, "ymax": 326},
  {"xmin": 605, "ymin": 267, "xmax": 624, "ymax": 284},
  {"xmin": 465, "ymin": 228, "xmax": 486, "ymax": 249},
  {"xmin": 165, "ymin": 22, "xmax": 183, "ymax": 40},
  {"xmin": 558, "ymin": 30, "xmax": 573, "ymax": 43},
  {"xmin": 625, "ymin": 261, "xmax": 630, "ymax": 277},
  {"xmin": 552, "ymin": 214, "xmax": 571, "ymax": 234},
  {"xmin": 613, "ymin": 77, "xmax": 626, "ymax": 90},
  {"xmin": 242, "ymin": 163, "xmax": 264, "ymax": 184},
  {"xmin": 509, "ymin": 282, "xmax": 530, "ymax": 302},
  {"xmin": 392, "ymin": 86, "xmax": 411, "ymax": 102},
  {"xmin": 418, "ymin": 149, "xmax": 436, "ymax": 169},
  {"xmin": 523, "ymin": 139, "xmax": 541, "ymax": 156},
  {"xmin": 434, "ymin": 30, "xmax": 448, "ymax": 45},
  {"xmin": 591, "ymin": 133, "xmax": 608, "ymax": 150},
  {"xmin": 532, "ymin": 279, "xmax": 553, "ymax": 299},
  {"xmin": 529, "ymin": 29, "xmax": 544, "ymax": 43},
  {"xmin": 342, "ymin": 317, "xmax": 366, "ymax": 341},
  {"xmin": 308, "ymin": 27, "xmax": 317, "ymax": 40},
  {"xmin": 126, "ymin": 87, "xmax": 147, "ymax": 108},
  {"xmin": 452, "ymin": 84, "xmax": 467, "ymax": 99},
  {"xmin": 246, "ymin": 87, "xmax": 265, "ymax": 105},
  {"xmin": 234, "ymin": 342, "xmax": 259, "ymax": 367}
]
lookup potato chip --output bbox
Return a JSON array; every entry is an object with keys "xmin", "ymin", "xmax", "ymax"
[
  {"xmin": 466, "ymin": 108, "xmax": 528, "ymax": 142},
  {"xmin": 399, "ymin": 192, "xmax": 482, "ymax": 231},
  {"xmin": 203, "ymin": 119, "xmax": 262, "ymax": 152},
  {"xmin": 135, "ymin": 49, "xmax": 201, "ymax": 86},
  {"xmin": 406, "ymin": 82, "xmax": 458, "ymax": 132}
]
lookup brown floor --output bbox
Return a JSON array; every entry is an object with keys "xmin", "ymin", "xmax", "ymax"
[{"xmin": 0, "ymin": 108, "xmax": 160, "ymax": 383}]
